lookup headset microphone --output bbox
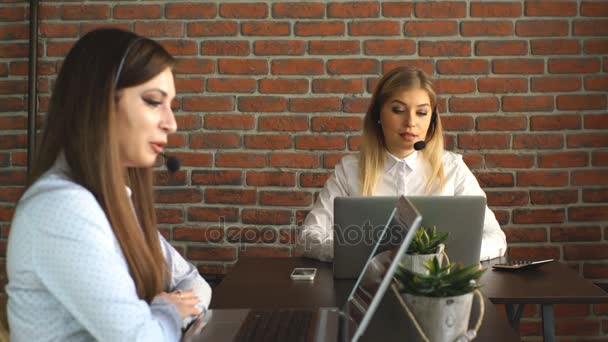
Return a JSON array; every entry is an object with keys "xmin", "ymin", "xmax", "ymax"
[
  {"xmin": 161, "ymin": 153, "xmax": 181, "ymax": 173},
  {"xmin": 413, "ymin": 141, "xmax": 426, "ymax": 151}
]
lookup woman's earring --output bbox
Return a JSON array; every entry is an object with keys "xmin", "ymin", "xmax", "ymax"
[{"xmin": 377, "ymin": 120, "xmax": 381, "ymax": 125}]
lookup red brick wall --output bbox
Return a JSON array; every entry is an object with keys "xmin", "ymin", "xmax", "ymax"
[{"xmin": 1, "ymin": 1, "xmax": 607, "ymax": 339}]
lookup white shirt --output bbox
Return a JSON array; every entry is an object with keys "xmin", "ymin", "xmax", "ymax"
[
  {"xmin": 299, "ymin": 151, "xmax": 507, "ymax": 262},
  {"xmin": 6, "ymin": 156, "xmax": 212, "ymax": 342}
]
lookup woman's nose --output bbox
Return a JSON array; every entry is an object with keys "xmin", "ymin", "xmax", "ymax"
[{"xmin": 161, "ymin": 108, "xmax": 177, "ymax": 133}]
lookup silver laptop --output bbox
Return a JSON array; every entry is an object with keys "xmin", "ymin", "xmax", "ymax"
[
  {"xmin": 334, "ymin": 196, "xmax": 486, "ymax": 279},
  {"xmin": 183, "ymin": 196, "xmax": 422, "ymax": 342}
]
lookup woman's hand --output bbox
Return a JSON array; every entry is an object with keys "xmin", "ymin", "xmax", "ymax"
[{"xmin": 158, "ymin": 289, "xmax": 201, "ymax": 320}]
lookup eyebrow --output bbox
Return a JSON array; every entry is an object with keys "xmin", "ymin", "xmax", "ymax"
[
  {"xmin": 390, "ymin": 99, "xmax": 431, "ymax": 107},
  {"xmin": 141, "ymin": 88, "xmax": 169, "ymax": 97}
]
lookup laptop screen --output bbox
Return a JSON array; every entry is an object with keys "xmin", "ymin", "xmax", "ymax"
[{"xmin": 343, "ymin": 196, "xmax": 422, "ymax": 342}]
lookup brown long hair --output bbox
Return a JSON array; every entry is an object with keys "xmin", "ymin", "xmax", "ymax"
[
  {"xmin": 29, "ymin": 28, "xmax": 175, "ymax": 302},
  {"xmin": 360, "ymin": 67, "xmax": 445, "ymax": 195}
]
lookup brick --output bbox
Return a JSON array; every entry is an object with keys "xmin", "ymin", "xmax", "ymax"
[
  {"xmin": 154, "ymin": 170, "xmax": 187, "ymax": 186},
  {"xmin": 471, "ymin": 2, "xmax": 521, "ymax": 17},
  {"xmin": 476, "ymin": 116, "xmax": 527, "ymax": 131},
  {"xmin": 493, "ymin": 59, "xmax": 544, "ymax": 74},
  {"xmin": 461, "ymin": 21, "xmax": 513, "ymax": 36},
  {"xmin": 327, "ymin": 59, "xmax": 379, "ymax": 75},
  {"xmin": 530, "ymin": 114, "xmax": 581, "ymax": 131},
  {"xmin": 156, "ymin": 208, "xmax": 184, "ymax": 224},
  {"xmin": 312, "ymin": 79, "xmax": 363, "ymax": 94},
  {"xmin": 175, "ymin": 78, "xmax": 204, "ymax": 93},
  {"xmin": 207, "ymin": 78, "xmax": 256, "ymax": 93},
  {"xmin": 348, "ymin": 137, "xmax": 362, "ymax": 152},
  {"xmin": 155, "ymin": 188, "xmax": 202, "ymax": 204},
  {"xmin": 46, "ymin": 41, "xmax": 75, "ymax": 57},
  {"xmin": 525, "ymin": 1, "xmax": 577, "ymax": 16},
  {"xmin": 504, "ymin": 227, "xmax": 547, "ymax": 243},
  {"xmin": 0, "ymin": 171, "xmax": 26, "ymax": 187},
  {"xmin": 592, "ymin": 151, "xmax": 608, "ymax": 166},
  {"xmin": 596, "ymin": 303, "xmax": 608, "ymax": 315},
  {"xmin": 191, "ymin": 170, "xmax": 242, "ymax": 186},
  {"xmin": 168, "ymin": 134, "xmax": 186, "ymax": 148},
  {"xmin": 182, "ymin": 96, "xmax": 233, "ymax": 112},
  {"xmin": 363, "ymin": 39, "xmax": 415, "ymax": 56},
  {"xmin": 583, "ymin": 188, "xmax": 608, "ymax": 203},
  {"xmin": 585, "ymin": 113, "xmax": 608, "ymax": 129},
  {"xmin": 382, "ymin": 60, "xmax": 435, "ymax": 75},
  {"xmin": 382, "ymin": 2, "xmax": 412, "ymax": 17},
  {"xmin": 216, "ymin": 153, "xmax": 265, "ymax": 168},
  {"xmin": 572, "ymin": 170, "xmax": 608, "ymax": 186},
  {"xmin": 555, "ymin": 304, "xmax": 591, "ymax": 318},
  {"xmin": 476, "ymin": 40, "xmax": 527, "ymax": 56},
  {"xmin": 242, "ymin": 22, "xmax": 289, "ymax": 36},
  {"xmin": 290, "ymin": 97, "xmax": 341, "ymax": 112},
  {"xmin": 260, "ymin": 191, "xmax": 312, "ymax": 206},
  {"xmin": 531, "ymin": 76, "xmax": 582, "ymax": 92},
  {"xmin": 584, "ymin": 39, "xmax": 608, "ymax": 54},
  {"xmin": 581, "ymin": 1, "xmax": 608, "ymax": 16},
  {"xmin": 437, "ymin": 59, "xmax": 489, "ymax": 75},
  {"xmin": 258, "ymin": 78, "xmax": 309, "ymax": 94},
  {"xmin": 557, "ymin": 94, "xmax": 606, "ymax": 111},
  {"xmin": 166, "ymin": 3, "xmax": 216, "ymax": 19},
  {"xmin": 0, "ymin": 187, "xmax": 23, "ymax": 202},
  {"xmin": 574, "ymin": 20, "xmax": 608, "ymax": 36},
  {"xmin": 173, "ymin": 58, "xmax": 214, "ymax": 74},
  {"xmin": 551, "ymin": 226, "xmax": 601, "ymax": 242},
  {"xmin": 328, "ymin": 2, "xmax": 380, "ymax": 18},
  {"xmin": 244, "ymin": 134, "xmax": 292, "ymax": 149},
  {"xmin": 272, "ymin": 3, "xmax": 324, "ymax": 18},
  {"xmin": 227, "ymin": 227, "xmax": 277, "ymax": 244},
  {"xmin": 549, "ymin": 58, "xmax": 601, "ymax": 74},
  {"xmin": 404, "ymin": 21, "xmax": 458, "ymax": 36},
  {"xmin": 349, "ymin": 21, "xmax": 400, "ymax": 36},
  {"xmin": 300, "ymin": 173, "xmax": 332, "ymax": 188},
  {"xmin": 585, "ymin": 76, "xmax": 608, "ymax": 91},
  {"xmin": 311, "ymin": 117, "xmax": 362, "ymax": 132},
  {"xmin": 239, "ymin": 246, "xmax": 290, "ymax": 258},
  {"xmin": 502, "ymin": 96, "xmax": 554, "ymax": 112},
  {"xmin": 458, "ymin": 134, "xmax": 510, "ymax": 149},
  {"xmin": 113, "ymin": 4, "xmax": 161, "ymax": 19},
  {"xmin": 449, "ymin": 97, "xmax": 499, "ymax": 113},
  {"xmin": 516, "ymin": 20, "xmax": 569, "ymax": 37},
  {"xmin": 439, "ymin": 116, "xmax": 473, "ymax": 131},
  {"xmin": 254, "ymin": 40, "xmax": 305, "ymax": 56},
  {"xmin": 187, "ymin": 21, "xmax": 238, "ymax": 37},
  {"xmin": 279, "ymin": 229, "xmax": 298, "ymax": 244},
  {"xmin": 309, "ymin": 40, "xmax": 360, "ymax": 55},
  {"xmin": 508, "ymin": 246, "xmax": 560, "ymax": 260},
  {"xmin": 433, "ymin": 79, "xmax": 475, "ymax": 95},
  {"xmin": 246, "ymin": 171, "xmax": 295, "ymax": 187},
  {"xmin": 294, "ymin": 22, "xmax": 345, "ymax": 36},
  {"xmin": 203, "ymin": 114, "xmax": 254, "ymax": 130},
  {"xmin": 134, "ymin": 22, "xmax": 184, "ymax": 38},
  {"xmin": 539, "ymin": 151, "xmax": 588, "ymax": 168},
  {"xmin": 517, "ymin": 171, "xmax": 568, "ymax": 187},
  {"xmin": 205, "ymin": 189, "xmax": 256, "ymax": 205},
  {"xmin": 415, "ymin": 2, "xmax": 466, "ymax": 18},
  {"xmin": 201, "ymin": 41, "xmax": 249, "ymax": 56},
  {"xmin": 173, "ymin": 227, "xmax": 224, "ymax": 243},
  {"xmin": 269, "ymin": 153, "xmax": 320, "ymax": 169},
  {"xmin": 190, "ymin": 132, "xmax": 240, "ymax": 149},
  {"xmin": 486, "ymin": 190, "xmax": 529, "ymax": 206},
  {"xmin": 271, "ymin": 59, "xmax": 324, "ymax": 75},
  {"xmin": 584, "ymin": 264, "xmax": 608, "ymax": 279},
  {"xmin": 564, "ymin": 244, "xmax": 608, "ymax": 260},
  {"xmin": 530, "ymin": 189, "xmax": 579, "ymax": 205},
  {"xmin": 0, "ymin": 205, "xmax": 14, "ymax": 221},
  {"xmin": 242, "ymin": 209, "xmax": 292, "ymax": 225},
  {"xmin": 0, "ymin": 6, "xmax": 26, "ymax": 21},
  {"xmin": 61, "ymin": 4, "xmax": 110, "ymax": 20},
  {"xmin": 531, "ymin": 39, "xmax": 581, "ymax": 55},
  {"xmin": 259, "ymin": 116, "xmax": 308, "ymax": 131},
  {"xmin": 419, "ymin": 41, "xmax": 471, "ymax": 57},
  {"xmin": 462, "ymin": 153, "xmax": 484, "ymax": 169},
  {"xmin": 220, "ymin": 3, "xmax": 267, "ymax": 19},
  {"xmin": 39, "ymin": 5, "xmax": 59, "ymax": 20},
  {"xmin": 238, "ymin": 96, "xmax": 286, "ymax": 112},
  {"xmin": 188, "ymin": 246, "xmax": 237, "ymax": 261},
  {"xmin": 513, "ymin": 209, "xmax": 565, "ymax": 224},
  {"xmin": 38, "ymin": 23, "xmax": 78, "ymax": 38},
  {"xmin": 0, "ymin": 80, "xmax": 26, "ymax": 95},
  {"xmin": 343, "ymin": 97, "xmax": 370, "ymax": 113},
  {"xmin": 296, "ymin": 136, "xmax": 345, "ymax": 150},
  {"xmin": 218, "ymin": 59, "xmax": 268, "ymax": 75},
  {"xmin": 0, "ymin": 134, "xmax": 26, "ymax": 149},
  {"xmin": 160, "ymin": 40, "xmax": 197, "ymax": 56},
  {"xmin": 485, "ymin": 154, "xmax": 534, "ymax": 169},
  {"xmin": 568, "ymin": 133, "xmax": 608, "ymax": 148},
  {"xmin": 188, "ymin": 207, "xmax": 239, "ymax": 223},
  {"xmin": 478, "ymin": 77, "xmax": 527, "ymax": 93}
]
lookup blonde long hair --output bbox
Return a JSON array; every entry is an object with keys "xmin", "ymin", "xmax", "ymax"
[
  {"xmin": 28, "ymin": 29, "xmax": 174, "ymax": 302},
  {"xmin": 360, "ymin": 67, "xmax": 445, "ymax": 195}
]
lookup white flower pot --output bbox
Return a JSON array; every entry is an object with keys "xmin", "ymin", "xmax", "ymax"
[{"xmin": 400, "ymin": 243, "xmax": 445, "ymax": 274}]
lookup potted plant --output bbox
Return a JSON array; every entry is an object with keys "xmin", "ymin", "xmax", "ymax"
[
  {"xmin": 392, "ymin": 257, "xmax": 486, "ymax": 342},
  {"xmin": 401, "ymin": 226, "xmax": 449, "ymax": 274}
]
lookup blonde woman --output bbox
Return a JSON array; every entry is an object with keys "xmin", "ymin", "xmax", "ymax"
[{"xmin": 299, "ymin": 67, "xmax": 506, "ymax": 262}]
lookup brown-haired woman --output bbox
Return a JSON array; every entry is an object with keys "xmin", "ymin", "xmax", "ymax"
[
  {"xmin": 6, "ymin": 28, "xmax": 210, "ymax": 341},
  {"xmin": 299, "ymin": 67, "xmax": 507, "ymax": 262}
]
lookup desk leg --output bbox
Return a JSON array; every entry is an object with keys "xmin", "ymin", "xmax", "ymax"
[
  {"xmin": 504, "ymin": 303, "xmax": 525, "ymax": 333},
  {"xmin": 541, "ymin": 304, "xmax": 555, "ymax": 342}
]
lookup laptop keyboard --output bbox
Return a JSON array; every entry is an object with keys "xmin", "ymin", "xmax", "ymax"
[{"xmin": 234, "ymin": 309, "xmax": 317, "ymax": 342}]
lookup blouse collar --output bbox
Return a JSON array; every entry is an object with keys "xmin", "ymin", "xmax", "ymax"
[{"xmin": 384, "ymin": 150, "xmax": 420, "ymax": 173}]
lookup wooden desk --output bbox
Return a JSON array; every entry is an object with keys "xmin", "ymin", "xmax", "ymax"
[
  {"xmin": 480, "ymin": 258, "xmax": 608, "ymax": 342},
  {"xmin": 211, "ymin": 258, "xmax": 520, "ymax": 341}
]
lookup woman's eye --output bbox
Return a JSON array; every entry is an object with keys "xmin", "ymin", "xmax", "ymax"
[
  {"xmin": 417, "ymin": 111, "xmax": 428, "ymax": 116},
  {"xmin": 392, "ymin": 107, "xmax": 405, "ymax": 114},
  {"xmin": 143, "ymin": 98, "xmax": 162, "ymax": 107}
]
